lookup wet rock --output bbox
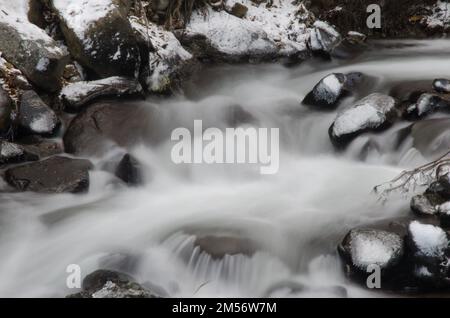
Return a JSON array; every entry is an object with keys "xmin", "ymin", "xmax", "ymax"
[
  {"xmin": 425, "ymin": 181, "xmax": 450, "ymax": 201},
  {"xmin": 338, "ymin": 229, "xmax": 404, "ymax": 275},
  {"xmin": 63, "ymin": 101, "xmax": 158, "ymax": 156},
  {"xmin": 0, "ymin": 141, "xmax": 39, "ymax": 165},
  {"xmin": 18, "ymin": 90, "xmax": 60, "ymax": 136},
  {"xmin": 411, "ymin": 194, "xmax": 438, "ymax": 216},
  {"xmin": 437, "ymin": 202, "xmax": 450, "ymax": 228},
  {"xmin": 15, "ymin": 136, "xmax": 63, "ymax": 158},
  {"xmin": 60, "ymin": 77, "xmax": 143, "ymax": 112},
  {"xmin": 406, "ymin": 221, "xmax": 450, "ymax": 289},
  {"xmin": 229, "ymin": 3, "xmax": 248, "ymax": 18},
  {"xmin": 4, "ymin": 156, "xmax": 93, "ymax": 193},
  {"xmin": 433, "ymin": 79, "xmax": 450, "ymax": 93},
  {"xmin": 302, "ymin": 73, "xmax": 347, "ymax": 108},
  {"xmin": 0, "ymin": 1, "xmax": 69, "ymax": 91},
  {"xmin": 329, "ymin": 93, "xmax": 398, "ymax": 148},
  {"xmin": 0, "ymin": 87, "xmax": 12, "ymax": 135},
  {"xmin": 405, "ymin": 93, "xmax": 450, "ymax": 119},
  {"xmin": 389, "ymin": 80, "xmax": 433, "ymax": 104},
  {"xmin": 51, "ymin": 0, "xmax": 141, "ymax": 79},
  {"xmin": 309, "ymin": 20, "xmax": 341, "ymax": 54},
  {"xmin": 68, "ymin": 270, "xmax": 156, "ymax": 298},
  {"xmin": 115, "ymin": 154, "xmax": 143, "ymax": 186}
]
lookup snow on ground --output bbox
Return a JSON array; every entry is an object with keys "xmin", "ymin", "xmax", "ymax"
[
  {"xmin": 52, "ymin": 0, "xmax": 116, "ymax": 45},
  {"xmin": 130, "ymin": 17, "xmax": 193, "ymax": 92},
  {"xmin": 0, "ymin": 0, "xmax": 65, "ymax": 55},
  {"xmin": 424, "ymin": 0, "xmax": 450, "ymax": 30},
  {"xmin": 186, "ymin": 0, "xmax": 313, "ymax": 57},
  {"xmin": 409, "ymin": 221, "xmax": 449, "ymax": 258}
]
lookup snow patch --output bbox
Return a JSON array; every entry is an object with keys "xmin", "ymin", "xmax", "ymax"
[{"xmin": 409, "ymin": 221, "xmax": 449, "ymax": 258}]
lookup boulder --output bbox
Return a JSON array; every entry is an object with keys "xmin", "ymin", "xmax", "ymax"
[
  {"xmin": 115, "ymin": 153, "xmax": 143, "ymax": 186},
  {"xmin": 4, "ymin": 156, "xmax": 93, "ymax": 193},
  {"xmin": 50, "ymin": 0, "xmax": 141, "ymax": 79},
  {"xmin": 68, "ymin": 269, "xmax": 156, "ymax": 298},
  {"xmin": 0, "ymin": 87, "xmax": 12, "ymax": 135},
  {"xmin": 63, "ymin": 101, "xmax": 158, "ymax": 156},
  {"xmin": 302, "ymin": 73, "xmax": 347, "ymax": 108},
  {"xmin": 229, "ymin": 3, "xmax": 248, "ymax": 18},
  {"xmin": 411, "ymin": 194, "xmax": 438, "ymax": 216},
  {"xmin": 0, "ymin": 1, "xmax": 68, "ymax": 91},
  {"xmin": 15, "ymin": 135, "xmax": 63, "ymax": 158},
  {"xmin": 59, "ymin": 77, "xmax": 143, "ymax": 112},
  {"xmin": 405, "ymin": 93, "xmax": 450, "ymax": 119},
  {"xmin": 309, "ymin": 20, "xmax": 341, "ymax": 54},
  {"xmin": 329, "ymin": 93, "xmax": 398, "ymax": 148},
  {"xmin": 433, "ymin": 79, "xmax": 450, "ymax": 93},
  {"xmin": 338, "ymin": 228, "xmax": 404, "ymax": 274},
  {"xmin": 17, "ymin": 90, "xmax": 60, "ymax": 136},
  {"xmin": 406, "ymin": 221, "xmax": 450, "ymax": 288},
  {"xmin": 0, "ymin": 141, "xmax": 39, "ymax": 165}
]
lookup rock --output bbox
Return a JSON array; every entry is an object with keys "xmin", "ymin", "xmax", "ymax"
[
  {"xmin": 437, "ymin": 164, "xmax": 450, "ymax": 180},
  {"xmin": 0, "ymin": 87, "xmax": 12, "ymax": 135},
  {"xmin": 130, "ymin": 18, "xmax": 194, "ymax": 93},
  {"xmin": 405, "ymin": 93, "xmax": 450, "ymax": 119},
  {"xmin": 17, "ymin": 90, "xmax": 60, "ymax": 136},
  {"xmin": 115, "ymin": 154, "xmax": 143, "ymax": 186},
  {"xmin": 433, "ymin": 79, "xmax": 450, "ymax": 93},
  {"xmin": 68, "ymin": 269, "xmax": 156, "ymax": 298},
  {"xmin": 309, "ymin": 20, "xmax": 341, "ymax": 54},
  {"xmin": 389, "ymin": 80, "xmax": 433, "ymax": 104},
  {"xmin": 4, "ymin": 156, "xmax": 93, "ymax": 193},
  {"xmin": 411, "ymin": 195, "xmax": 438, "ymax": 216},
  {"xmin": 15, "ymin": 136, "xmax": 63, "ymax": 158},
  {"xmin": 406, "ymin": 221, "xmax": 450, "ymax": 288},
  {"xmin": 0, "ymin": 141, "xmax": 38, "ymax": 165},
  {"xmin": 437, "ymin": 202, "xmax": 450, "ymax": 228},
  {"xmin": 229, "ymin": 3, "xmax": 248, "ymax": 18},
  {"xmin": 338, "ymin": 228, "xmax": 404, "ymax": 274},
  {"xmin": 0, "ymin": 1, "xmax": 69, "ymax": 91},
  {"xmin": 425, "ymin": 181, "xmax": 450, "ymax": 201},
  {"xmin": 60, "ymin": 77, "xmax": 143, "ymax": 112},
  {"xmin": 51, "ymin": 0, "xmax": 141, "ymax": 79},
  {"xmin": 302, "ymin": 73, "xmax": 347, "ymax": 108},
  {"xmin": 346, "ymin": 31, "xmax": 367, "ymax": 44},
  {"xmin": 63, "ymin": 101, "xmax": 158, "ymax": 156},
  {"xmin": 62, "ymin": 64, "xmax": 82, "ymax": 82},
  {"xmin": 329, "ymin": 93, "xmax": 398, "ymax": 148}
]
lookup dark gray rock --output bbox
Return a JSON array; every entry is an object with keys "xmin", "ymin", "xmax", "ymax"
[
  {"xmin": 0, "ymin": 141, "xmax": 39, "ymax": 165},
  {"xmin": 433, "ymin": 79, "xmax": 450, "ymax": 94},
  {"xmin": 18, "ymin": 90, "xmax": 60, "ymax": 136},
  {"xmin": 411, "ymin": 194, "xmax": 438, "ymax": 216},
  {"xmin": 329, "ymin": 93, "xmax": 398, "ymax": 148},
  {"xmin": 4, "ymin": 156, "xmax": 93, "ymax": 193},
  {"xmin": 115, "ymin": 154, "xmax": 143, "ymax": 186}
]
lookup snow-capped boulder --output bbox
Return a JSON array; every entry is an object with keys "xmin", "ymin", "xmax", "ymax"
[
  {"xmin": 18, "ymin": 90, "xmax": 60, "ymax": 136},
  {"xmin": 4, "ymin": 156, "xmax": 93, "ymax": 193},
  {"xmin": 329, "ymin": 93, "xmax": 398, "ymax": 148},
  {"xmin": 68, "ymin": 270, "xmax": 157, "ymax": 298},
  {"xmin": 405, "ymin": 93, "xmax": 450, "ymax": 119},
  {"xmin": 130, "ymin": 17, "xmax": 194, "ymax": 93},
  {"xmin": 180, "ymin": 1, "xmax": 312, "ymax": 62},
  {"xmin": 0, "ymin": 1, "xmax": 69, "ymax": 92},
  {"xmin": 406, "ymin": 221, "xmax": 450, "ymax": 288},
  {"xmin": 338, "ymin": 229, "xmax": 404, "ymax": 274},
  {"xmin": 433, "ymin": 79, "xmax": 450, "ymax": 94},
  {"xmin": 60, "ymin": 77, "xmax": 143, "ymax": 112},
  {"xmin": 50, "ymin": 0, "xmax": 141, "ymax": 79},
  {"xmin": 411, "ymin": 195, "xmax": 438, "ymax": 216},
  {"xmin": 309, "ymin": 20, "xmax": 341, "ymax": 54},
  {"xmin": 302, "ymin": 73, "xmax": 347, "ymax": 108},
  {"xmin": 115, "ymin": 153, "xmax": 143, "ymax": 186},
  {"xmin": 0, "ymin": 87, "xmax": 12, "ymax": 135},
  {"xmin": 0, "ymin": 141, "xmax": 38, "ymax": 165}
]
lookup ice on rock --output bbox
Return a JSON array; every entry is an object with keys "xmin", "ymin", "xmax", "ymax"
[
  {"xmin": 409, "ymin": 221, "xmax": 449, "ymax": 258},
  {"xmin": 303, "ymin": 73, "xmax": 346, "ymax": 108},
  {"xmin": 349, "ymin": 229, "xmax": 404, "ymax": 270}
]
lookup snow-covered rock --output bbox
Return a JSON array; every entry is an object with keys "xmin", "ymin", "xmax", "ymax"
[
  {"xmin": 130, "ymin": 17, "xmax": 193, "ymax": 93},
  {"xmin": 180, "ymin": 0, "xmax": 314, "ymax": 61},
  {"xmin": 339, "ymin": 228, "xmax": 404, "ymax": 273},
  {"xmin": 18, "ymin": 90, "xmax": 60, "ymax": 136},
  {"xmin": 423, "ymin": 0, "xmax": 450, "ymax": 33},
  {"xmin": 50, "ymin": 0, "xmax": 141, "ymax": 79},
  {"xmin": 60, "ymin": 77, "xmax": 143, "ymax": 112},
  {"xmin": 329, "ymin": 93, "xmax": 398, "ymax": 147},
  {"xmin": 302, "ymin": 73, "xmax": 347, "ymax": 108},
  {"xmin": 411, "ymin": 194, "xmax": 438, "ymax": 216},
  {"xmin": 0, "ymin": 140, "xmax": 38, "ymax": 165},
  {"xmin": 406, "ymin": 93, "xmax": 450, "ymax": 119},
  {"xmin": 0, "ymin": 0, "xmax": 69, "ymax": 92},
  {"xmin": 433, "ymin": 79, "xmax": 450, "ymax": 94},
  {"xmin": 309, "ymin": 20, "xmax": 341, "ymax": 54}
]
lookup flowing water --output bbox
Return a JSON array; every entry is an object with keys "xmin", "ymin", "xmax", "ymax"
[{"xmin": 1, "ymin": 40, "xmax": 450, "ymax": 297}]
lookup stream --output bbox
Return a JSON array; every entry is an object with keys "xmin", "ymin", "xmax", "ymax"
[{"xmin": 1, "ymin": 40, "xmax": 450, "ymax": 297}]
